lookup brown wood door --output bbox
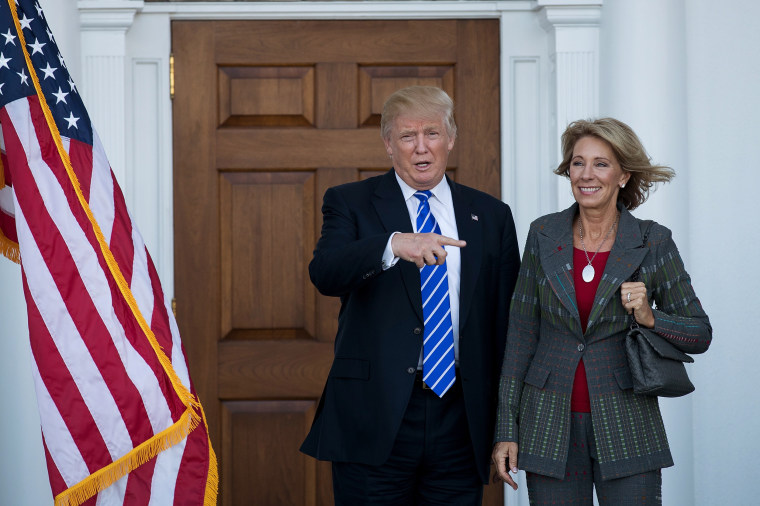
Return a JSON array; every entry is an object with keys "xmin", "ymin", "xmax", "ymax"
[{"xmin": 173, "ymin": 19, "xmax": 502, "ymax": 505}]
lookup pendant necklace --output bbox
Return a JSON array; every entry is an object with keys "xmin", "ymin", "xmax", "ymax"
[{"xmin": 579, "ymin": 212, "xmax": 619, "ymax": 283}]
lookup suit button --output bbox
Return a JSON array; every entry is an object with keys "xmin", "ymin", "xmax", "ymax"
[
  {"xmin": 577, "ymin": 344, "xmax": 585, "ymax": 352},
  {"xmin": 407, "ymin": 367, "xmax": 416, "ymax": 374},
  {"xmin": 413, "ymin": 327, "xmax": 422, "ymax": 335}
]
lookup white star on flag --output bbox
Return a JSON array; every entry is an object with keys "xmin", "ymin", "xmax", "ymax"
[
  {"xmin": 40, "ymin": 61, "xmax": 55, "ymax": 79},
  {"xmin": 27, "ymin": 36, "xmax": 44, "ymax": 55},
  {"xmin": 2, "ymin": 27, "xmax": 14, "ymax": 45},
  {"xmin": 16, "ymin": 67, "xmax": 27, "ymax": 84},
  {"xmin": 18, "ymin": 12, "xmax": 31, "ymax": 30},
  {"xmin": 52, "ymin": 86, "xmax": 67, "ymax": 104},
  {"xmin": 64, "ymin": 111, "xmax": 79, "ymax": 129}
]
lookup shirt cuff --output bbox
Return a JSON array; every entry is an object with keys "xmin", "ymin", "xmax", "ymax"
[{"xmin": 382, "ymin": 232, "xmax": 401, "ymax": 270}]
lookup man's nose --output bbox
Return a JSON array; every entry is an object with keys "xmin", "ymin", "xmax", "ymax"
[{"xmin": 414, "ymin": 135, "xmax": 429, "ymax": 153}]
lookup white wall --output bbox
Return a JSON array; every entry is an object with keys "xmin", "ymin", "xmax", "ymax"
[
  {"xmin": 600, "ymin": 1, "xmax": 694, "ymax": 503},
  {"xmin": 601, "ymin": 1, "xmax": 760, "ymax": 504},
  {"xmin": 684, "ymin": 1, "xmax": 760, "ymax": 505}
]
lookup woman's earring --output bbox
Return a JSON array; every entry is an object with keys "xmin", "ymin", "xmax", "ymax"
[{"xmin": 620, "ymin": 183, "xmax": 626, "ymax": 188}]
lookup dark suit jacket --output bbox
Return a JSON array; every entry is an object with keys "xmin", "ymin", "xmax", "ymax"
[
  {"xmin": 300, "ymin": 169, "xmax": 520, "ymax": 483},
  {"xmin": 495, "ymin": 203, "xmax": 712, "ymax": 480}
]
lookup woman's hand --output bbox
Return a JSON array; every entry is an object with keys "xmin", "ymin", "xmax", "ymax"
[
  {"xmin": 620, "ymin": 281, "xmax": 655, "ymax": 328},
  {"xmin": 491, "ymin": 441, "xmax": 519, "ymax": 490}
]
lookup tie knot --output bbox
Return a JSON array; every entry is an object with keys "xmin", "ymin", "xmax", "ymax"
[{"xmin": 414, "ymin": 190, "xmax": 432, "ymax": 203}]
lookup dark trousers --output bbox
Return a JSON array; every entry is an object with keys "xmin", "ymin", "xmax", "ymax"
[
  {"xmin": 332, "ymin": 372, "xmax": 482, "ymax": 506},
  {"xmin": 527, "ymin": 412, "xmax": 662, "ymax": 505}
]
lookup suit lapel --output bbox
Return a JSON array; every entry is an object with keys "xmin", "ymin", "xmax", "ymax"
[
  {"xmin": 536, "ymin": 205, "xmax": 582, "ymax": 335},
  {"xmin": 585, "ymin": 206, "xmax": 649, "ymax": 335},
  {"xmin": 450, "ymin": 178, "xmax": 481, "ymax": 330},
  {"xmin": 371, "ymin": 170, "xmax": 423, "ymax": 323}
]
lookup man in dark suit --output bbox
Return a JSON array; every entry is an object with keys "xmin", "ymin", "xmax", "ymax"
[{"xmin": 300, "ymin": 86, "xmax": 520, "ymax": 504}]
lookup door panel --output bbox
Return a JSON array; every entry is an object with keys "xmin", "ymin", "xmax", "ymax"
[{"xmin": 173, "ymin": 19, "xmax": 502, "ymax": 505}]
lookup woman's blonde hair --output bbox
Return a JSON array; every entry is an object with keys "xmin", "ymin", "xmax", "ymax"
[
  {"xmin": 380, "ymin": 86, "xmax": 457, "ymax": 141},
  {"xmin": 555, "ymin": 117, "xmax": 675, "ymax": 210}
]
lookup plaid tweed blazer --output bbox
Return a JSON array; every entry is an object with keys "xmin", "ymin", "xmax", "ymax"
[{"xmin": 495, "ymin": 203, "xmax": 712, "ymax": 480}]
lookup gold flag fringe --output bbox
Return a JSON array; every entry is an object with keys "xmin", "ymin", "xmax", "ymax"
[
  {"xmin": 0, "ymin": 230, "xmax": 19, "ymax": 264},
  {"xmin": 205, "ymin": 438, "xmax": 219, "ymax": 506},
  {"xmin": 0, "ymin": 140, "xmax": 16, "ymax": 264},
  {"xmin": 201, "ymin": 402, "xmax": 219, "ymax": 505},
  {"xmin": 54, "ymin": 407, "xmax": 199, "ymax": 506}
]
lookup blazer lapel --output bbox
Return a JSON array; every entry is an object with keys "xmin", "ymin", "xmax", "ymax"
[
  {"xmin": 585, "ymin": 205, "xmax": 649, "ymax": 334},
  {"xmin": 536, "ymin": 205, "xmax": 582, "ymax": 335},
  {"xmin": 450, "ymin": 178, "xmax": 481, "ymax": 330},
  {"xmin": 371, "ymin": 170, "xmax": 423, "ymax": 323}
]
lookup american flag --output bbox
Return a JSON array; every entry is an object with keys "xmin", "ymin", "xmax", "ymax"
[{"xmin": 0, "ymin": 1, "xmax": 217, "ymax": 504}]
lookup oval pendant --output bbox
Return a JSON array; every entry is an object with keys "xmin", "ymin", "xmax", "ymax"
[{"xmin": 582, "ymin": 264, "xmax": 595, "ymax": 283}]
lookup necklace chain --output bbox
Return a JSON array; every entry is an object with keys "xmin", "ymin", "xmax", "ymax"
[{"xmin": 579, "ymin": 212, "xmax": 619, "ymax": 267}]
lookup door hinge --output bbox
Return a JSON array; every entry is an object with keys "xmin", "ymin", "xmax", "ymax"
[
  {"xmin": 169, "ymin": 53, "xmax": 175, "ymax": 100},
  {"xmin": 171, "ymin": 297, "xmax": 177, "ymax": 317}
]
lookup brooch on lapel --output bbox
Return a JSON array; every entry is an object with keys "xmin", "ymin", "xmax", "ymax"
[{"xmin": 471, "ymin": 213, "xmax": 478, "ymax": 221}]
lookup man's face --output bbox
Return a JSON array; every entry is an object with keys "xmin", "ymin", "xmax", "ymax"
[{"xmin": 383, "ymin": 113, "xmax": 455, "ymax": 191}]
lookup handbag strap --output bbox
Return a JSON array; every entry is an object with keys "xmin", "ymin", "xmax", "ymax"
[{"xmin": 628, "ymin": 220, "xmax": 654, "ymax": 329}]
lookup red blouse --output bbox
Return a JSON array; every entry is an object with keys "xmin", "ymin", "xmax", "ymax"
[{"xmin": 571, "ymin": 247, "xmax": 611, "ymax": 413}]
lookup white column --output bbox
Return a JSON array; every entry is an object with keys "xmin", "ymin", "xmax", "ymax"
[
  {"xmin": 538, "ymin": 0, "xmax": 603, "ymax": 212},
  {"xmin": 600, "ymin": 2, "xmax": 692, "ymax": 504},
  {"xmin": 77, "ymin": 0, "xmax": 143, "ymax": 190},
  {"xmin": 124, "ymin": 11, "xmax": 174, "ymax": 295}
]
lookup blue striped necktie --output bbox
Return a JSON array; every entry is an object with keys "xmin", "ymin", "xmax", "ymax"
[{"xmin": 414, "ymin": 191, "xmax": 456, "ymax": 397}]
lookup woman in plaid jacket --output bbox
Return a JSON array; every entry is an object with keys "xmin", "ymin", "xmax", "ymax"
[{"xmin": 492, "ymin": 118, "xmax": 712, "ymax": 505}]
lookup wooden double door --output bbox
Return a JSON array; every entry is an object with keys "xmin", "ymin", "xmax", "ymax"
[{"xmin": 172, "ymin": 19, "xmax": 502, "ymax": 505}]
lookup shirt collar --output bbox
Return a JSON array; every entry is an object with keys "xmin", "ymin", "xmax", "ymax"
[{"xmin": 394, "ymin": 172, "xmax": 452, "ymax": 208}]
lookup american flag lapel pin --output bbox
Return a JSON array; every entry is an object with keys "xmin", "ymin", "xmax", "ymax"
[{"xmin": 471, "ymin": 213, "xmax": 478, "ymax": 221}]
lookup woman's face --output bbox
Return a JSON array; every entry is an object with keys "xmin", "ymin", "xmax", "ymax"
[{"xmin": 569, "ymin": 136, "xmax": 630, "ymax": 214}]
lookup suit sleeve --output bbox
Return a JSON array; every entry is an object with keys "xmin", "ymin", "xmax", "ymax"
[
  {"xmin": 650, "ymin": 227, "xmax": 712, "ymax": 354},
  {"xmin": 495, "ymin": 205, "xmax": 521, "ymax": 366},
  {"xmin": 494, "ymin": 226, "xmax": 542, "ymax": 442},
  {"xmin": 309, "ymin": 186, "xmax": 392, "ymax": 297}
]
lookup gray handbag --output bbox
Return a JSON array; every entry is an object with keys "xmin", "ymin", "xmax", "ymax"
[{"xmin": 624, "ymin": 221, "xmax": 695, "ymax": 397}]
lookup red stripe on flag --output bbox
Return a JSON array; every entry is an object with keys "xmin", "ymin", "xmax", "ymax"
[
  {"xmin": 108, "ymin": 170, "xmax": 135, "ymax": 286},
  {"xmin": 69, "ymin": 136, "xmax": 94, "ymax": 204},
  {"xmin": 124, "ymin": 455, "xmax": 158, "ymax": 505},
  {"xmin": 22, "ymin": 273, "xmax": 113, "ymax": 477},
  {"xmin": 42, "ymin": 433, "xmax": 68, "ymax": 501},
  {"xmin": 174, "ymin": 422, "xmax": 211, "ymax": 505},
  {"xmin": 0, "ymin": 207, "xmax": 18, "ymax": 242},
  {"xmin": 147, "ymin": 247, "xmax": 175, "ymax": 356},
  {"xmin": 1, "ymin": 150, "xmax": 12, "ymax": 186}
]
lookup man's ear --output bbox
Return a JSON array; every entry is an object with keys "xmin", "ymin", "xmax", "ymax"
[{"xmin": 383, "ymin": 138, "xmax": 393, "ymax": 157}]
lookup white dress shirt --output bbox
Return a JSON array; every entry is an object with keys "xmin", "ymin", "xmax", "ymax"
[{"xmin": 381, "ymin": 174, "xmax": 461, "ymax": 366}]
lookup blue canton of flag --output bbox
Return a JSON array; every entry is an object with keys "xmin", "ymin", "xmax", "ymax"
[{"xmin": 0, "ymin": 0, "xmax": 92, "ymax": 145}]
